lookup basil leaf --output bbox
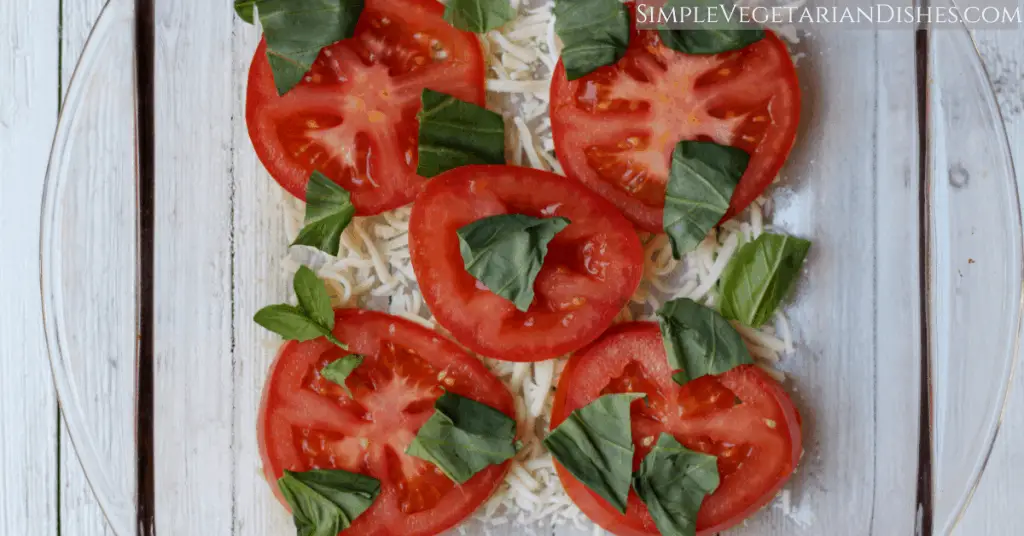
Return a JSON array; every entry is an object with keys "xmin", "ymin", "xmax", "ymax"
[
  {"xmin": 554, "ymin": 0, "xmax": 630, "ymax": 80},
  {"xmin": 416, "ymin": 89, "xmax": 506, "ymax": 178},
  {"xmin": 656, "ymin": 298, "xmax": 752, "ymax": 385},
  {"xmin": 457, "ymin": 214, "xmax": 570, "ymax": 312},
  {"xmin": 255, "ymin": 0, "xmax": 365, "ymax": 95},
  {"xmin": 444, "ymin": 0, "xmax": 517, "ymax": 33},
  {"xmin": 235, "ymin": 0, "xmax": 256, "ymax": 23},
  {"xmin": 255, "ymin": 266, "xmax": 347, "ymax": 349},
  {"xmin": 254, "ymin": 304, "xmax": 330, "ymax": 342},
  {"xmin": 406, "ymin": 392, "xmax": 519, "ymax": 484},
  {"xmin": 278, "ymin": 469, "xmax": 380, "ymax": 536},
  {"xmin": 632, "ymin": 434, "xmax": 720, "ymax": 536},
  {"xmin": 543, "ymin": 393, "xmax": 644, "ymax": 513},
  {"xmin": 292, "ymin": 171, "xmax": 356, "ymax": 256},
  {"xmin": 719, "ymin": 233, "xmax": 811, "ymax": 327},
  {"xmin": 321, "ymin": 354, "xmax": 364, "ymax": 397},
  {"xmin": 657, "ymin": 0, "xmax": 764, "ymax": 55},
  {"xmin": 663, "ymin": 141, "xmax": 748, "ymax": 259}
]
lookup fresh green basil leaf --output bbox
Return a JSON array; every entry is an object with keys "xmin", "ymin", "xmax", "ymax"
[
  {"xmin": 543, "ymin": 393, "xmax": 644, "ymax": 513},
  {"xmin": 656, "ymin": 0, "xmax": 764, "ymax": 55},
  {"xmin": 656, "ymin": 298, "xmax": 752, "ymax": 385},
  {"xmin": 235, "ymin": 0, "xmax": 256, "ymax": 23},
  {"xmin": 255, "ymin": 266, "xmax": 347, "ymax": 349},
  {"xmin": 457, "ymin": 214, "xmax": 570, "ymax": 312},
  {"xmin": 719, "ymin": 233, "xmax": 811, "ymax": 327},
  {"xmin": 554, "ymin": 0, "xmax": 630, "ymax": 80},
  {"xmin": 406, "ymin": 392, "xmax": 518, "ymax": 484},
  {"xmin": 444, "ymin": 0, "xmax": 517, "ymax": 33},
  {"xmin": 663, "ymin": 141, "xmax": 748, "ymax": 259},
  {"xmin": 293, "ymin": 265, "xmax": 336, "ymax": 330},
  {"xmin": 278, "ymin": 468, "xmax": 380, "ymax": 536},
  {"xmin": 416, "ymin": 89, "xmax": 506, "ymax": 178},
  {"xmin": 292, "ymin": 171, "xmax": 356, "ymax": 256},
  {"xmin": 632, "ymin": 434, "xmax": 720, "ymax": 536},
  {"xmin": 321, "ymin": 354, "xmax": 364, "ymax": 397},
  {"xmin": 254, "ymin": 304, "xmax": 331, "ymax": 342},
  {"xmin": 256, "ymin": 0, "xmax": 365, "ymax": 95}
]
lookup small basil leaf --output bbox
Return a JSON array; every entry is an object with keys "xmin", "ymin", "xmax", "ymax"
[
  {"xmin": 235, "ymin": 0, "xmax": 256, "ymax": 23},
  {"xmin": 554, "ymin": 0, "xmax": 631, "ymax": 80},
  {"xmin": 258, "ymin": 0, "xmax": 365, "ymax": 95},
  {"xmin": 657, "ymin": 0, "xmax": 764, "ymax": 55},
  {"xmin": 656, "ymin": 298, "xmax": 752, "ymax": 385},
  {"xmin": 444, "ymin": 0, "xmax": 517, "ymax": 33},
  {"xmin": 278, "ymin": 469, "xmax": 380, "ymax": 536},
  {"xmin": 663, "ymin": 141, "xmax": 748, "ymax": 259},
  {"xmin": 457, "ymin": 214, "xmax": 570, "ymax": 312},
  {"xmin": 543, "ymin": 393, "xmax": 644, "ymax": 513},
  {"xmin": 293, "ymin": 265, "xmax": 336, "ymax": 330},
  {"xmin": 321, "ymin": 354, "xmax": 364, "ymax": 397},
  {"xmin": 254, "ymin": 304, "xmax": 331, "ymax": 342},
  {"xmin": 632, "ymin": 434, "xmax": 720, "ymax": 536},
  {"xmin": 719, "ymin": 233, "xmax": 811, "ymax": 327},
  {"xmin": 416, "ymin": 89, "xmax": 506, "ymax": 178},
  {"xmin": 292, "ymin": 171, "xmax": 356, "ymax": 256},
  {"xmin": 406, "ymin": 392, "xmax": 518, "ymax": 484}
]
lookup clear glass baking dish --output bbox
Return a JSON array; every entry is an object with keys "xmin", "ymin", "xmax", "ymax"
[{"xmin": 41, "ymin": 0, "xmax": 1021, "ymax": 534}]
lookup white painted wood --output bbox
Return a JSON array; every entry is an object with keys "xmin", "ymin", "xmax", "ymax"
[
  {"xmin": 55, "ymin": 0, "xmax": 136, "ymax": 534},
  {"xmin": 0, "ymin": 2, "xmax": 59, "ymax": 536},
  {"xmin": 950, "ymin": 25, "xmax": 1024, "ymax": 536},
  {"xmin": 229, "ymin": 18, "xmax": 296, "ymax": 536},
  {"xmin": 152, "ymin": 1, "xmax": 237, "ymax": 534}
]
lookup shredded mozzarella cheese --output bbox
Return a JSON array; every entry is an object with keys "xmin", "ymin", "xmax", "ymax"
[{"xmin": 275, "ymin": 1, "xmax": 809, "ymax": 531}]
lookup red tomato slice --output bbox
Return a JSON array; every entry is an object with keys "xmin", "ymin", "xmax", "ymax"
[
  {"xmin": 259, "ymin": 310, "xmax": 515, "ymax": 536},
  {"xmin": 246, "ymin": 0, "xmax": 486, "ymax": 215},
  {"xmin": 551, "ymin": 322, "xmax": 802, "ymax": 535},
  {"xmin": 550, "ymin": 6, "xmax": 801, "ymax": 232},
  {"xmin": 409, "ymin": 166, "xmax": 645, "ymax": 362}
]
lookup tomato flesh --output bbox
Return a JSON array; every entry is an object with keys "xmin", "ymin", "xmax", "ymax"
[
  {"xmin": 550, "ymin": 6, "xmax": 800, "ymax": 232},
  {"xmin": 551, "ymin": 322, "xmax": 802, "ymax": 535},
  {"xmin": 409, "ymin": 166, "xmax": 645, "ymax": 362},
  {"xmin": 246, "ymin": 0, "xmax": 486, "ymax": 215},
  {"xmin": 259, "ymin": 310, "xmax": 515, "ymax": 535}
]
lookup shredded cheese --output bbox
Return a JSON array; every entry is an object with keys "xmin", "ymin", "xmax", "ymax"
[{"xmin": 274, "ymin": 1, "xmax": 808, "ymax": 532}]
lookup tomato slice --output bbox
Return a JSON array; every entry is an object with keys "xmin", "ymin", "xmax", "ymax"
[
  {"xmin": 550, "ymin": 6, "xmax": 801, "ymax": 232},
  {"xmin": 259, "ymin": 310, "xmax": 514, "ymax": 536},
  {"xmin": 551, "ymin": 322, "xmax": 802, "ymax": 535},
  {"xmin": 246, "ymin": 0, "xmax": 486, "ymax": 215},
  {"xmin": 409, "ymin": 165, "xmax": 645, "ymax": 362}
]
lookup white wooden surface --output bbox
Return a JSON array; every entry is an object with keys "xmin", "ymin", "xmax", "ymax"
[{"xmin": 2, "ymin": 2, "xmax": 1024, "ymax": 535}]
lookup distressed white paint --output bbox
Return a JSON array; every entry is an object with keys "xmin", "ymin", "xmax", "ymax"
[
  {"xmin": 55, "ymin": 0, "xmax": 136, "ymax": 534},
  {"xmin": 950, "ymin": 23, "xmax": 1024, "ymax": 536},
  {"xmin": 151, "ymin": 0, "xmax": 237, "ymax": 534},
  {"xmin": 0, "ymin": 2, "xmax": 59, "ymax": 536}
]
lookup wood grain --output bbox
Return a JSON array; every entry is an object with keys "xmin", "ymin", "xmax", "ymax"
[
  {"xmin": 950, "ymin": 25, "xmax": 1024, "ymax": 536},
  {"xmin": 152, "ymin": 1, "xmax": 237, "ymax": 533},
  {"xmin": 0, "ymin": 2, "xmax": 59, "ymax": 535},
  {"xmin": 56, "ymin": 0, "xmax": 136, "ymax": 534}
]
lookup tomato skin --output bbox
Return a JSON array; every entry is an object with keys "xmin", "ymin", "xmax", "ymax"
[
  {"xmin": 259, "ymin": 309, "xmax": 514, "ymax": 536},
  {"xmin": 550, "ymin": 7, "xmax": 800, "ymax": 232},
  {"xmin": 551, "ymin": 322, "xmax": 802, "ymax": 535},
  {"xmin": 409, "ymin": 165, "xmax": 645, "ymax": 362},
  {"xmin": 246, "ymin": 0, "xmax": 486, "ymax": 215}
]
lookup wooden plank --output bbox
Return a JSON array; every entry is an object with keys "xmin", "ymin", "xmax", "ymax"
[
  {"xmin": 0, "ymin": 2, "xmax": 59, "ymax": 535},
  {"xmin": 152, "ymin": 1, "xmax": 237, "ymax": 533},
  {"xmin": 229, "ymin": 18, "xmax": 296, "ymax": 536},
  {"xmin": 950, "ymin": 27, "xmax": 1024, "ymax": 536},
  {"xmin": 56, "ymin": 0, "xmax": 136, "ymax": 534},
  {"xmin": 728, "ymin": 24, "xmax": 922, "ymax": 535}
]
